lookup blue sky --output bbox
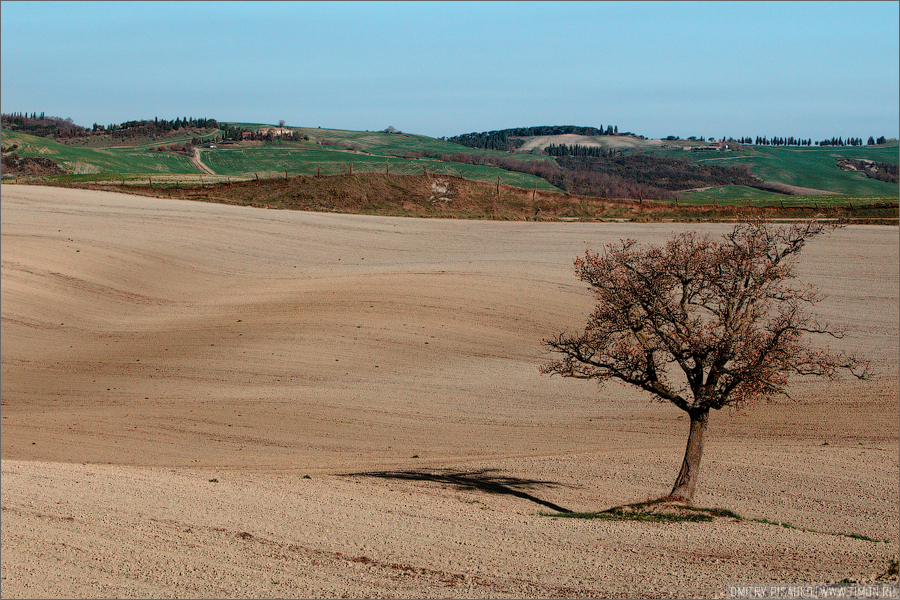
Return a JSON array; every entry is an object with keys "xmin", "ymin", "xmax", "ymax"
[{"xmin": 2, "ymin": 1, "xmax": 898, "ymax": 140}]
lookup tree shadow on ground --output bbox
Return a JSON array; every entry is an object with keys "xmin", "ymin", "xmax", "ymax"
[{"xmin": 346, "ymin": 468, "xmax": 573, "ymax": 513}]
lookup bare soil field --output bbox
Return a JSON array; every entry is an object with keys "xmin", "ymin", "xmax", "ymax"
[
  {"xmin": 753, "ymin": 180, "xmax": 841, "ymax": 196},
  {"xmin": 1, "ymin": 185, "xmax": 898, "ymax": 598}
]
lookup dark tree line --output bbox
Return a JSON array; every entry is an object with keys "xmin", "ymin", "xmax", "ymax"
[
  {"xmin": 816, "ymin": 136, "xmax": 879, "ymax": 147},
  {"xmin": 1, "ymin": 112, "xmax": 87, "ymax": 138},
  {"xmin": 1, "ymin": 113, "xmax": 221, "ymax": 140},
  {"xmin": 544, "ymin": 143, "xmax": 618, "ymax": 158},
  {"xmin": 741, "ymin": 135, "xmax": 888, "ymax": 147},
  {"xmin": 753, "ymin": 136, "xmax": 813, "ymax": 146},
  {"xmin": 219, "ymin": 125, "xmax": 307, "ymax": 142},
  {"xmin": 108, "ymin": 117, "xmax": 219, "ymax": 139},
  {"xmin": 445, "ymin": 129, "xmax": 524, "ymax": 151}
]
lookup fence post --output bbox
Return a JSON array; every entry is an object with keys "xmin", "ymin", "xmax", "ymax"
[
  {"xmin": 496, "ymin": 176, "xmax": 500, "ymax": 198},
  {"xmin": 255, "ymin": 172, "xmax": 259, "ymax": 184},
  {"xmin": 423, "ymin": 165, "xmax": 427, "ymax": 176},
  {"xmin": 149, "ymin": 177, "xmax": 152, "ymax": 187},
  {"xmin": 317, "ymin": 165, "xmax": 320, "ymax": 178},
  {"xmin": 285, "ymin": 169, "xmax": 289, "ymax": 180},
  {"xmin": 386, "ymin": 160, "xmax": 389, "ymax": 175},
  {"xmin": 349, "ymin": 163, "xmax": 352, "ymax": 176}
]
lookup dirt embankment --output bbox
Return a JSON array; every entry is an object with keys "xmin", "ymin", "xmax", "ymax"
[
  {"xmin": 1, "ymin": 144, "xmax": 66, "ymax": 177},
  {"xmin": 751, "ymin": 180, "xmax": 840, "ymax": 195}
]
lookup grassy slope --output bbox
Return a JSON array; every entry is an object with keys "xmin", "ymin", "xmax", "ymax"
[
  {"xmin": 676, "ymin": 186, "xmax": 891, "ymax": 207},
  {"xmin": 2, "ymin": 128, "xmax": 558, "ymax": 190},
  {"xmin": 2, "ymin": 131, "xmax": 197, "ymax": 174},
  {"xmin": 286, "ymin": 126, "xmax": 550, "ymax": 161},
  {"xmin": 201, "ymin": 144, "xmax": 558, "ymax": 190},
  {"xmin": 688, "ymin": 142, "xmax": 899, "ymax": 195},
  {"xmin": 511, "ymin": 134, "xmax": 898, "ymax": 199}
]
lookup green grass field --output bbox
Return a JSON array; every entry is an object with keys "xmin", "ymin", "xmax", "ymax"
[
  {"xmin": 690, "ymin": 142, "xmax": 898, "ymax": 195},
  {"xmin": 3, "ymin": 127, "xmax": 559, "ymax": 190},
  {"xmin": 679, "ymin": 185, "xmax": 894, "ymax": 208},
  {"xmin": 201, "ymin": 145, "xmax": 559, "ymax": 190},
  {"xmin": 2, "ymin": 131, "xmax": 197, "ymax": 174}
]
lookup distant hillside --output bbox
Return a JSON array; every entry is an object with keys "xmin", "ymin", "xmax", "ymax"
[
  {"xmin": 3, "ymin": 117, "xmax": 897, "ymax": 201},
  {"xmin": 675, "ymin": 142, "xmax": 900, "ymax": 196},
  {"xmin": 0, "ymin": 130, "xmax": 558, "ymax": 192},
  {"xmin": 448, "ymin": 126, "xmax": 659, "ymax": 154}
]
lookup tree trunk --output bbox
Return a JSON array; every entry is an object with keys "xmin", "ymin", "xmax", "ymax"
[{"xmin": 669, "ymin": 409, "xmax": 709, "ymax": 502}]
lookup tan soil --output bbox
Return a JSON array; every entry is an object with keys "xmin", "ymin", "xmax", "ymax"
[{"xmin": 1, "ymin": 185, "xmax": 898, "ymax": 598}]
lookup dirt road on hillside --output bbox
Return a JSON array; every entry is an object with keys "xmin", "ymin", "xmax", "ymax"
[
  {"xmin": 191, "ymin": 147, "xmax": 215, "ymax": 174},
  {"xmin": 1, "ymin": 185, "xmax": 897, "ymax": 597}
]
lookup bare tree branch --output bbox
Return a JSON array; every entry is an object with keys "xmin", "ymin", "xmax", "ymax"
[{"xmin": 541, "ymin": 219, "xmax": 869, "ymax": 501}]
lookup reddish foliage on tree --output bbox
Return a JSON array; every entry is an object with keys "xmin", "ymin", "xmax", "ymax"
[{"xmin": 541, "ymin": 220, "xmax": 869, "ymax": 502}]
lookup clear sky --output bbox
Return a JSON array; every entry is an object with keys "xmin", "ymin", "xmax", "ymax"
[{"xmin": 2, "ymin": 1, "xmax": 898, "ymax": 140}]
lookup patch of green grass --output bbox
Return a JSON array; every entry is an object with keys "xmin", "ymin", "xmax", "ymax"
[
  {"xmin": 836, "ymin": 531, "xmax": 886, "ymax": 543},
  {"xmin": 549, "ymin": 510, "xmax": 714, "ymax": 523},
  {"xmin": 542, "ymin": 503, "xmax": 889, "ymax": 542},
  {"xmin": 677, "ymin": 186, "xmax": 896, "ymax": 209},
  {"xmin": 741, "ymin": 516, "xmax": 887, "ymax": 542},
  {"xmin": 691, "ymin": 506, "xmax": 743, "ymax": 519}
]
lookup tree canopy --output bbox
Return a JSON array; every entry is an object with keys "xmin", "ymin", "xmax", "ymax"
[{"xmin": 542, "ymin": 220, "xmax": 869, "ymax": 501}]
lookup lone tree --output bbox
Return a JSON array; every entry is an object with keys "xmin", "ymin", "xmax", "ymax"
[{"xmin": 541, "ymin": 220, "xmax": 868, "ymax": 503}]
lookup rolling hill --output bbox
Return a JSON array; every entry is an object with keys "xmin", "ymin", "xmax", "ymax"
[{"xmin": 2, "ymin": 121, "xmax": 897, "ymax": 206}]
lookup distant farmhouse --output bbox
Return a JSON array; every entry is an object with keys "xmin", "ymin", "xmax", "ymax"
[
  {"xmin": 685, "ymin": 142, "xmax": 731, "ymax": 152},
  {"xmin": 242, "ymin": 127, "xmax": 294, "ymax": 140}
]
